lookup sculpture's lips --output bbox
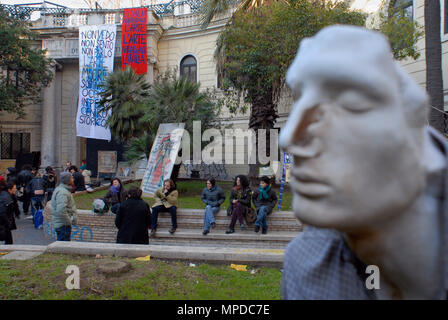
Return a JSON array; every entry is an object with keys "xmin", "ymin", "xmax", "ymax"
[{"xmin": 290, "ymin": 170, "xmax": 332, "ymax": 197}]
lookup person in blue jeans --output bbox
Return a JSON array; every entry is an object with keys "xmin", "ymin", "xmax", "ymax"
[
  {"xmin": 51, "ymin": 172, "xmax": 78, "ymax": 241},
  {"xmin": 252, "ymin": 176, "xmax": 278, "ymax": 234},
  {"xmin": 201, "ymin": 177, "xmax": 225, "ymax": 235},
  {"xmin": 25, "ymin": 170, "xmax": 46, "ymax": 222}
]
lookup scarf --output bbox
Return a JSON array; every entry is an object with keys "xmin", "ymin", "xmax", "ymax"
[
  {"xmin": 164, "ymin": 187, "xmax": 174, "ymax": 196},
  {"xmin": 208, "ymin": 186, "xmax": 216, "ymax": 192},
  {"xmin": 258, "ymin": 185, "xmax": 271, "ymax": 201},
  {"xmin": 110, "ymin": 185, "xmax": 121, "ymax": 195},
  {"xmin": 234, "ymin": 185, "xmax": 243, "ymax": 199}
]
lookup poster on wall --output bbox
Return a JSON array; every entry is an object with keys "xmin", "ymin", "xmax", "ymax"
[
  {"xmin": 121, "ymin": 8, "xmax": 148, "ymax": 74},
  {"xmin": 141, "ymin": 123, "xmax": 185, "ymax": 196},
  {"xmin": 278, "ymin": 152, "xmax": 292, "ymax": 210},
  {"xmin": 77, "ymin": 24, "xmax": 117, "ymax": 141},
  {"xmin": 98, "ymin": 151, "xmax": 117, "ymax": 173}
]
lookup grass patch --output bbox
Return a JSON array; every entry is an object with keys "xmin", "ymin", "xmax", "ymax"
[
  {"xmin": 0, "ymin": 253, "xmax": 282, "ymax": 300},
  {"xmin": 75, "ymin": 180, "xmax": 292, "ymax": 212}
]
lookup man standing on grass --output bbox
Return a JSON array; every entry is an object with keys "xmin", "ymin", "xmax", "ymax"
[{"xmin": 51, "ymin": 172, "xmax": 78, "ymax": 241}]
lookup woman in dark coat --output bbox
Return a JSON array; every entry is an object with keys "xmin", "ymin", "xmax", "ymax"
[
  {"xmin": 0, "ymin": 182, "xmax": 19, "ymax": 245},
  {"xmin": 115, "ymin": 186, "xmax": 151, "ymax": 244},
  {"xmin": 104, "ymin": 177, "xmax": 128, "ymax": 214},
  {"xmin": 225, "ymin": 175, "xmax": 252, "ymax": 234}
]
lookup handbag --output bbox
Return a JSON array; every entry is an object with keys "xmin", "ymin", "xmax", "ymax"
[
  {"xmin": 226, "ymin": 205, "xmax": 232, "ymax": 216},
  {"xmin": 244, "ymin": 207, "xmax": 257, "ymax": 224}
]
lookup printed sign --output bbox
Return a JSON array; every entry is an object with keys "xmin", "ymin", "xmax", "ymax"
[
  {"xmin": 77, "ymin": 24, "xmax": 117, "ymax": 141},
  {"xmin": 121, "ymin": 8, "xmax": 148, "ymax": 74},
  {"xmin": 98, "ymin": 151, "xmax": 117, "ymax": 173},
  {"xmin": 278, "ymin": 152, "xmax": 292, "ymax": 210},
  {"xmin": 141, "ymin": 123, "xmax": 185, "ymax": 196}
]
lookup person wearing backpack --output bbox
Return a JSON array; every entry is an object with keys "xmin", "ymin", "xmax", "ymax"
[
  {"xmin": 0, "ymin": 182, "xmax": 20, "ymax": 244},
  {"xmin": 43, "ymin": 166, "xmax": 57, "ymax": 201},
  {"xmin": 26, "ymin": 169, "xmax": 46, "ymax": 221}
]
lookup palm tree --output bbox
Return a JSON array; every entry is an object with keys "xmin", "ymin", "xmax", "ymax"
[
  {"xmin": 199, "ymin": 0, "xmax": 287, "ymax": 28},
  {"xmin": 98, "ymin": 67, "xmax": 151, "ymax": 142},
  {"xmin": 123, "ymin": 70, "xmax": 222, "ymax": 180},
  {"xmin": 424, "ymin": 0, "xmax": 445, "ymax": 133}
]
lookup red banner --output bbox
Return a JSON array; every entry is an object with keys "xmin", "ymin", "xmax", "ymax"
[{"xmin": 121, "ymin": 8, "xmax": 148, "ymax": 75}]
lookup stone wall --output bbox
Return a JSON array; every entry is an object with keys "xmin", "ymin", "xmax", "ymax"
[{"xmin": 43, "ymin": 204, "xmax": 118, "ymax": 243}]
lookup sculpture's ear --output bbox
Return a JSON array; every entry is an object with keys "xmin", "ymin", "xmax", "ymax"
[{"xmin": 422, "ymin": 128, "xmax": 446, "ymax": 174}]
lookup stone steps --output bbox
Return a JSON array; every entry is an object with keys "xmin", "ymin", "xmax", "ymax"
[{"xmin": 42, "ymin": 206, "xmax": 301, "ymax": 265}]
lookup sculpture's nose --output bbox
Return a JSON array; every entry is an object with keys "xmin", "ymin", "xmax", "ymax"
[{"xmin": 279, "ymin": 89, "xmax": 322, "ymax": 159}]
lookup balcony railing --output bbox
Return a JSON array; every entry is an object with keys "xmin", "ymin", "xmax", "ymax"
[{"xmin": 0, "ymin": 0, "xmax": 205, "ymax": 21}]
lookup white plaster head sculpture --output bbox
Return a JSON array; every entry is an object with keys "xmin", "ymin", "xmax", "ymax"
[
  {"xmin": 279, "ymin": 25, "xmax": 447, "ymax": 299},
  {"xmin": 279, "ymin": 25, "xmax": 444, "ymax": 231}
]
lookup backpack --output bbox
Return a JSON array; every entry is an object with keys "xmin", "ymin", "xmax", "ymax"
[{"xmin": 93, "ymin": 199, "xmax": 107, "ymax": 214}]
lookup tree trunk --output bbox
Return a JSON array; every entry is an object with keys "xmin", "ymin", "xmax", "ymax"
[
  {"xmin": 425, "ymin": 0, "xmax": 445, "ymax": 133},
  {"xmin": 248, "ymin": 92, "xmax": 278, "ymax": 186}
]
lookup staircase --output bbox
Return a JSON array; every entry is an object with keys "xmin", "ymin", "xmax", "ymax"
[{"xmin": 42, "ymin": 207, "xmax": 302, "ymax": 266}]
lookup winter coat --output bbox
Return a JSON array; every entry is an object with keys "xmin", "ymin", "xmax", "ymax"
[
  {"xmin": 72, "ymin": 171, "xmax": 86, "ymax": 191},
  {"xmin": 152, "ymin": 188, "xmax": 178, "ymax": 208},
  {"xmin": 104, "ymin": 186, "xmax": 128, "ymax": 207},
  {"xmin": 43, "ymin": 172, "xmax": 57, "ymax": 190},
  {"xmin": 252, "ymin": 187, "xmax": 278, "ymax": 214},
  {"xmin": 201, "ymin": 186, "xmax": 226, "ymax": 208},
  {"xmin": 17, "ymin": 169, "xmax": 33, "ymax": 188},
  {"xmin": 25, "ymin": 176, "xmax": 46, "ymax": 196},
  {"xmin": 229, "ymin": 187, "xmax": 252, "ymax": 208},
  {"xmin": 0, "ymin": 191, "xmax": 18, "ymax": 232},
  {"xmin": 115, "ymin": 198, "xmax": 151, "ymax": 244},
  {"xmin": 51, "ymin": 183, "xmax": 78, "ymax": 228},
  {"xmin": 6, "ymin": 167, "xmax": 18, "ymax": 185}
]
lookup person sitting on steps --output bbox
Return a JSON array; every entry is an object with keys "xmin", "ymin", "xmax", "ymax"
[
  {"xmin": 201, "ymin": 177, "xmax": 225, "ymax": 235},
  {"xmin": 226, "ymin": 175, "xmax": 251, "ymax": 234},
  {"xmin": 252, "ymin": 176, "xmax": 278, "ymax": 235},
  {"xmin": 103, "ymin": 178, "xmax": 128, "ymax": 214},
  {"xmin": 150, "ymin": 179, "xmax": 178, "ymax": 237}
]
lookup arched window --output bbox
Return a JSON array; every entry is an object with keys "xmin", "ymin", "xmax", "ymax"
[{"xmin": 180, "ymin": 55, "xmax": 197, "ymax": 83}]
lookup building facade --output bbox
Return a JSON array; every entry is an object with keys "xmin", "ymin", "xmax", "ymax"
[{"xmin": 0, "ymin": 0, "xmax": 447, "ymax": 179}]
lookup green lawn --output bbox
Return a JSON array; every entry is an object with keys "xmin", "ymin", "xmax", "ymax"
[
  {"xmin": 75, "ymin": 180, "xmax": 293, "ymax": 212},
  {"xmin": 0, "ymin": 253, "xmax": 282, "ymax": 300}
]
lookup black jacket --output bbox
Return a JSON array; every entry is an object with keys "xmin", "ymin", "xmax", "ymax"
[
  {"xmin": 6, "ymin": 167, "xmax": 18, "ymax": 185},
  {"xmin": 43, "ymin": 172, "xmax": 57, "ymax": 189},
  {"xmin": 0, "ymin": 191, "xmax": 18, "ymax": 232},
  {"xmin": 229, "ymin": 187, "xmax": 252, "ymax": 208},
  {"xmin": 115, "ymin": 198, "xmax": 151, "ymax": 244},
  {"xmin": 17, "ymin": 169, "xmax": 33, "ymax": 188},
  {"xmin": 252, "ymin": 187, "xmax": 278, "ymax": 213},
  {"xmin": 104, "ymin": 187, "xmax": 128, "ymax": 207},
  {"xmin": 25, "ymin": 176, "xmax": 46, "ymax": 196},
  {"xmin": 72, "ymin": 171, "xmax": 86, "ymax": 191}
]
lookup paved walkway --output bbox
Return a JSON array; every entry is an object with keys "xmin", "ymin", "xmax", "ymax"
[{"xmin": 8, "ymin": 215, "xmax": 54, "ymax": 246}]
